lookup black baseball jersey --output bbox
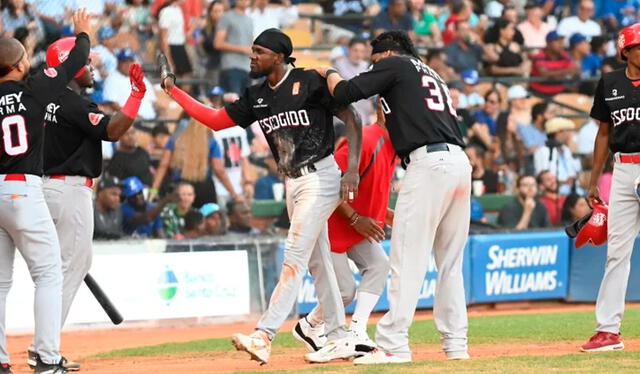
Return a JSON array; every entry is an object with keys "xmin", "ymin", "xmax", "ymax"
[
  {"xmin": 333, "ymin": 55, "xmax": 465, "ymax": 158},
  {"xmin": 225, "ymin": 68, "xmax": 338, "ymax": 177},
  {"xmin": 0, "ymin": 33, "xmax": 90, "ymax": 175},
  {"xmin": 43, "ymin": 89, "xmax": 110, "ymax": 177},
  {"xmin": 590, "ymin": 68, "xmax": 640, "ymax": 154}
]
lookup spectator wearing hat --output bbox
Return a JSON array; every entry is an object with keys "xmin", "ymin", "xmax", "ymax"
[
  {"xmin": 530, "ymin": 31, "xmax": 580, "ymax": 96},
  {"xmin": 158, "ymin": 0, "xmax": 193, "ymax": 84},
  {"xmin": 200, "ymin": 203, "xmax": 225, "ymax": 236},
  {"xmin": 568, "ymin": 33, "xmax": 601, "ymax": 81},
  {"xmin": 556, "ymin": 0, "xmax": 601, "ymax": 40},
  {"xmin": 518, "ymin": 1, "xmax": 552, "ymax": 50},
  {"xmin": 206, "ymin": 86, "xmax": 226, "ymax": 108},
  {"xmin": 498, "ymin": 84, "xmax": 531, "ymax": 167},
  {"xmin": 497, "ymin": 174, "xmax": 551, "ymax": 230},
  {"xmin": 121, "ymin": 176, "xmax": 173, "ymax": 238},
  {"xmin": 102, "ymin": 48, "xmax": 158, "ymax": 119},
  {"xmin": 91, "ymin": 26, "xmax": 118, "ymax": 78},
  {"xmin": 485, "ymin": 0, "xmax": 512, "ymax": 19},
  {"xmin": 517, "ymin": 101, "xmax": 553, "ymax": 175},
  {"xmin": 94, "ymin": 177, "xmax": 124, "ymax": 240},
  {"xmin": 533, "ymin": 117, "xmax": 582, "ymax": 195},
  {"xmin": 458, "ymin": 69, "xmax": 484, "ymax": 110},
  {"xmin": 482, "ymin": 18, "xmax": 529, "ymax": 76},
  {"xmin": 215, "ymin": 0, "xmax": 253, "ymax": 95},
  {"xmin": 371, "ymin": 0, "xmax": 416, "ymax": 39},
  {"xmin": 444, "ymin": 20, "xmax": 483, "ymax": 73}
]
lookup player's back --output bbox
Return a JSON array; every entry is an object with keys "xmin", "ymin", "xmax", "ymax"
[
  {"xmin": 0, "ymin": 79, "xmax": 48, "ymax": 175},
  {"xmin": 365, "ymin": 55, "xmax": 464, "ymax": 158}
]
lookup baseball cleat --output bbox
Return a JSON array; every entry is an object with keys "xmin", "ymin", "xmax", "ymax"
[
  {"xmin": 292, "ymin": 317, "xmax": 327, "ymax": 352},
  {"xmin": 0, "ymin": 363, "xmax": 13, "ymax": 374},
  {"xmin": 580, "ymin": 332, "xmax": 625, "ymax": 352},
  {"xmin": 351, "ymin": 329, "xmax": 377, "ymax": 356},
  {"xmin": 231, "ymin": 330, "xmax": 271, "ymax": 365},
  {"xmin": 353, "ymin": 348, "xmax": 412, "ymax": 365},
  {"xmin": 446, "ymin": 350, "xmax": 471, "ymax": 360},
  {"xmin": 304, "ymin": 334, "xmax": 359, "ymax": 363},
  {"xmin": 28, "ymin": 348, "xmax": 80, "ymax": 371},
  {"xmin": 33, "ymin": 355, "xmax": 68, "ymax": 374}
]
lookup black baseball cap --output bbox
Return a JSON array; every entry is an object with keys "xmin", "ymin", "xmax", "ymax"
[{"xmin": 98, "ymin": 176, "xmax": 121, "ymax": 191}]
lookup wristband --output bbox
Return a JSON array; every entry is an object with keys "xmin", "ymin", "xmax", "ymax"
[
  {"xmin": 350, "ymin": 214, "xmax": 360, "ymax": 226},
  {"xmin": 121, "ymin": 94, "xmax": 142, "ymax": 120},
  {"xmin": 150, "ymin": 188, "xmax": 158, "ymax": 195},
  {"xmin": 326, "ymin": 69, "xmax": 339, "ymax": 78}
]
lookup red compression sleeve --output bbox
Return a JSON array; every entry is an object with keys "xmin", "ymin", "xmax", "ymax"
[
  {"xmin": 170, "ymin": 86, "xmax": 236, "ymax": 130},
  {"xmin": 121, "ymin": 95, "xmax": 142, "ymax": 120}
]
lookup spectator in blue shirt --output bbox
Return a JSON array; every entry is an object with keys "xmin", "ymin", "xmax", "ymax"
[
  {"xmin": 517, "ymin": 101, "xmax": 552, "ymax": 175},
  {"xmin": 254, "ymin": 155, "xmax": 283, "ymax": 200},
  {"xmin": 371, "ymin": 0, "xmax": 415, "ymax": 39},
  {"xmin": 121, "ymin": 176, "xmax": 174, "ymax": 238}
]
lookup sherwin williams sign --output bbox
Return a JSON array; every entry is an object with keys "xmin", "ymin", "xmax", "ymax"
[{"xmin": 471, "ymin": 232, "xmax": 569, "ymax": 302}]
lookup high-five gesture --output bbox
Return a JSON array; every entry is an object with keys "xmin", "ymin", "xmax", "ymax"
[
  {"xmin": 72, "ymin": 8, "xmax": 92, "ymax": 36},
  {"xmin": 128, "ymin": 63, "xmax": 146, "ymax": 99}
]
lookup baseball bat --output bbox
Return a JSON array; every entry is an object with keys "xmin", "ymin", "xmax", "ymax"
[{"xmin": 84, "ymin": 273, "xmax": 123, "ymax": 325}]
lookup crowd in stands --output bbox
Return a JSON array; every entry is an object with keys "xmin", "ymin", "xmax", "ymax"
[{"xmin": 1, "ymin": 0, "xmax": 633, "ymax": 238}]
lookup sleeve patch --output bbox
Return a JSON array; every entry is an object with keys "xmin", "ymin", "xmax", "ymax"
[{"xmin": 88, "ymin": 112, "xmax": 105, "ymax": 126}]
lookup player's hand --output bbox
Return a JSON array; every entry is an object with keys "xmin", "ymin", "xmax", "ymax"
[
  {"xmin": 341, "ymin": 170, "xmax": 359, "ymax": 202},
  {"xmin": 157, "ymin": 52, "xmax": 176, "ymax": 93},
  {"xmin": 129, "ymin": 63, "xmax": 146, "ymax": 99},
  {"xmin": 353, "ymin": 216, "xmax": 385, "ymax": 243},
  {"xmin": 72, "ymin": 8, "xmax": 92, "ymax": 36},
  {"xmin": 305, "ymin": 66, "xmax": 332, "ymax": 78},
  {"xmin": 586, "ymin": 184, "xmax": 602, "ymax": 209}
]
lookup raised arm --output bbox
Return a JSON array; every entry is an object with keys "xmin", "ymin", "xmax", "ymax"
[
  {"xmin": 105, "ymin": 63, "xmax": 147, "ymax": 140},
  {"xmin": 167, "ymin": 86, "xmax": 236, "ymax": 131}
]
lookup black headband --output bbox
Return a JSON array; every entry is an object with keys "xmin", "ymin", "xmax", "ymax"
[
  {"xmin": 371, "ymin": 39, "xmax": 404, "ymax": 55},
  {"xmin": 254, "ymin": 28, "xmax": 296, "ymax": 65}
]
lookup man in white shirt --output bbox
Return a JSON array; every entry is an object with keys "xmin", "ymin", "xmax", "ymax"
[
  {"xmin": 103, "ymin": 49, "xmax": 157, "ymax": 120},
  {"xmin": 248, "ymin": 0, "xmax": 298, "ymax": 38},
  {"xmin": 534, "ymin": 117, "xmax": 582, "ymax": 195},
  {"xmin": 158, "ymin": 0, "xmax": 192, "ymax": 78},
  {"xmin": 556, "ymin": 0, "xmax": 601, "ymax": 40},
  {"xmin": 333, "ymin": 38, "xmax": 374, "ymax": 123}
]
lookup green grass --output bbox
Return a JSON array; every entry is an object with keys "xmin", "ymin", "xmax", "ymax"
[
  {"xmin": 233, "ymin": 351, "xmax": 640, "ymax": 374},
  {"xmin": 93, "ymin": 307, "xmax": 640, "ymax": 359}
]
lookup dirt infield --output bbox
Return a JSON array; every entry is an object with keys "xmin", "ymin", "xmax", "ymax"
[{"xmin": 5, "ymin": 303, "xmax": 639, "ymax": 374}]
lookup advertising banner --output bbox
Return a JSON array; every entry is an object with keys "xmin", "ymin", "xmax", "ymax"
[
  {"xmin": 470, "ymin": 231, "xmax": 569, "ymax": 303},
  {"xmin": 296, "ymin": 240, "xmax": 472, "ymax": 315},
  {"xmin": 6, "ymin": 251, "xmax": 250, "ymax": 331}
]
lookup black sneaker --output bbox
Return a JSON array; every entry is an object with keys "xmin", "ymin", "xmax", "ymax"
[
  {"xmin": 34, "ymin": 356, "xmax": 68, "ymax": 374},
  {"xmin": 28, "ymin": 349, "xmax": 79, "ymax": 372},
  {"xmin": 0, "ymin": 363, "xmax": 13, "ymax": 374}
]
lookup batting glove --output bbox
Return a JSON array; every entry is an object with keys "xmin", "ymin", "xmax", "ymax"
[{"xmin": 129, "ymin": 63, "xmax": 146, "ymax": 99}]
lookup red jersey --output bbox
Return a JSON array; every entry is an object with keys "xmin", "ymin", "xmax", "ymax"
[
  {"xmin": 328, "ymin": 124, "xmax": 397, "ymax": 253},
  {"xmin": 539, "ymin": 194, "xmax": 566, "ymax": 226},
  {"xmin": 530, "ymin": 50, "xmax": 575, "ymax": 95}
]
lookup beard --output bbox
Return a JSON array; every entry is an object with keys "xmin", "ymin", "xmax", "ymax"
[{"xmin": 249, "ymin": 69, "xmax": 267, "ymax": 79}]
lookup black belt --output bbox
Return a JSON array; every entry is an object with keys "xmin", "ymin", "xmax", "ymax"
[
  {"xmin": 401, "ymin": 143, "xmax": 450, "ymax": 169},
  {"xmin": 285, "ymin": 162, "xmax": 317, "ymax": 179}
]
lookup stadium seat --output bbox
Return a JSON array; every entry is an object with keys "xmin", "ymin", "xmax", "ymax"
[
  {"xmin": 283, "ymin": 29, "xmax": 314, "ymax": 48},
  {"xmin": 553, "ymin": 93, "xmax": 592, "ymax": 128}
]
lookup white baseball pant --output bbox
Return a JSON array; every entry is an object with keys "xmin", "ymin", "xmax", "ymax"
[
  {"xmin": 306, "ymin": 240, "xmax": 389, "ymax": 322},
  {"xmin": 256, "ymin": 155, "xmax": 348, "ymax": 341},
  {"xmin": 0, "ymin": 175, "xmax": 63, "ymax": 365},
  {"xmin": 595, "ymin": 160, "xmax": 640, "ymax": 333},
  {"xmin": 375, "ymin": 144, "xmax": 471, "ymax": 359},
  {"xmin": 43, "ymin": 176, "xmax": 94, "ymax": 325}
]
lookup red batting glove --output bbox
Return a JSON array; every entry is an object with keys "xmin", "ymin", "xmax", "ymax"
[{"xmin": 129, "ymin": 63, "xmax": 146, "ymax": 99}]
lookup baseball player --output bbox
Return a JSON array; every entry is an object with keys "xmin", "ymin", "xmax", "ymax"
[
  {"xmin": 581, "ymin": 23, "xmax": 640, "ymax": 352},
  {"xmin": 24, "ymin": 36, "xmax": 147, "ymax": 371},
  {"xmin": 293, "ymin": 100, "xmax": 396, "ymax": 361},
  {"xmin": 0, "ymin": 9, "xmax": 91, "ymax": 374},
  {"xmin": 159, "ymin": 28, "xmax": 363, "ymax": 364},
  {"xmin": 314, "ymin": 30, "xmax": 471, "ymax": 364}
]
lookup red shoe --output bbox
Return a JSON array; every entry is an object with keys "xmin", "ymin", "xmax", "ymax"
[{"xmin": 580, "ymin": 332, "xmax": 625, "ymax": 352}]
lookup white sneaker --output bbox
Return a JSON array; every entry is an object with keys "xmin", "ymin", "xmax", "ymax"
[
  {"xmin": 231, "ymin": 330, "xmax": 271, "ymax": 364},
  {"xmin": 352, "ymin": 330, "xmax": 377, "ymax": 356},
  {"xmin": 304, "ymin": 334, "xmax": 359, "ymax": 363},
  {"xmin": 446, "ymin": 350, "xmax": 470, "ymax": 360},
  {"xmin": 353, "ymin": 348, "xmax": 412, "ymax": 365},
  {"xmin": 292, "ymin": 317, "xmax": 327, "ymax": 352}
]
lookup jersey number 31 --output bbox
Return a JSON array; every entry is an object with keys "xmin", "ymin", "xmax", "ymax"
[
  {"xmin": 422, "ymin": 75, "xmax": 457, "ymax": 117},
  {"xmin": 1, "ymin": 115, "xmax": 28, "ymax": 156}
]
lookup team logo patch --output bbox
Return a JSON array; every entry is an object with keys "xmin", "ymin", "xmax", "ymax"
[
  {"xmin": 612, "ymin": 89, "xmax": 618, "ymax": 96},
  {"xmin": 591, "ymin": 212, "xmax": 606, "ymax": 227},
  {"xmin": 257, "ymin": 98, "xmax": 263, "ymax": 104},
  {"xmin": 44, "ymin": 68, "xmax": 57, "ymax": 78},
  {"xmin": 292, "ymin": 82, "xmax": 300, "ymax": 96},
  {"xmin": 88, "ymin": 113, "xmax": 104, "ymax": 126}
]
